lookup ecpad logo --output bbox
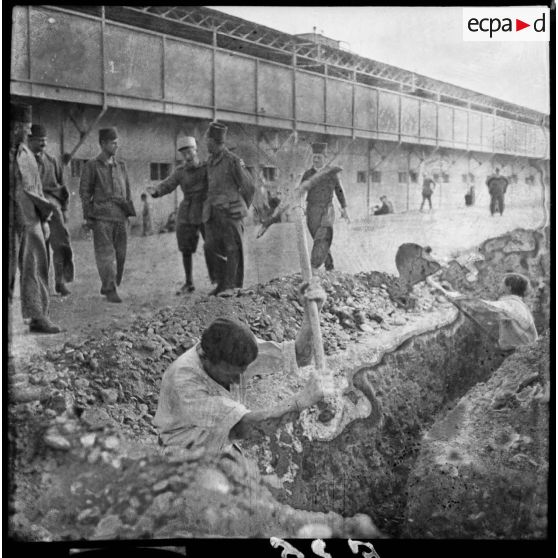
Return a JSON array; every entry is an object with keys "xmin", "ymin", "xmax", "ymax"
[{"xmin": 463, "ymin": 8, "xmax": 549, "ymax": 42}]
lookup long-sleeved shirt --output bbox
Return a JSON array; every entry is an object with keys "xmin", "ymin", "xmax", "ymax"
[
  {"xmin": 486, "ymin": 175, "xmax": 509, "ymax": 196},
  {"xmin": 151, "ymin": 163, "xmax": 207, "ymax": 225},
  {"xmin": 13, "ymin": 143, "xmax": 52, "ymax": 227},
  {"xmin": 301, "ymin": 167, "xmax": 347, "ymax": 210},
  {"xmin": 203, "ymin": 148, "xmax": 252, "ymax": 222},
  {"xmin": 154, "ymin": 339, "xmax": 298, "ymax": 453},
  {"xmin": 35, "ymin": 151, "xmax": 69, "ymax": 211},
  {"xmin": 79, "ymin": 152, "xmax": 131, "ymax": 222}
]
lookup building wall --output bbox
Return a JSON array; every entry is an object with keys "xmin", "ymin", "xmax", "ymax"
[{"xmin": 28, "ymin": 99, "xmax": 547, "ymax": 238}]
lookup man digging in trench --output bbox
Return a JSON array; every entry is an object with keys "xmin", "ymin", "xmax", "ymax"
[{"xmin": 154, "ymin": 277, "xmax": 333, "ymax": 454}]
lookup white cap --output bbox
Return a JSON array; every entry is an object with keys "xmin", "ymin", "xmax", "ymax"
[{"xmin": 178, "ymin": 137, "xmax": 197, "ymax": 151}]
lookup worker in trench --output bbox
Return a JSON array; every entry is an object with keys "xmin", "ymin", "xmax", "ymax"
[
  {"xmin": 299, "ymin": 142, "xmax": 350, "ymax": 275},
  {"xmin": 427, "ymin": 272, "xmax": 538, "ymax": 353},
  {"xmin": 147, "ymin": 137, "xmax": 217, "ymax": 295},
  {"xmin": 153, "ymin": 276, "xmax": 334, "ymax": 455}
]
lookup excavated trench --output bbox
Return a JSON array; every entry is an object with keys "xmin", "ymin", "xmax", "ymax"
[
  {"xmin": 8, "ymin": 227, "xmax": 549, "ymax": 540},
  {"xmin": 240, "ymin": 315, "xmax": 508, "ymax": 537}
]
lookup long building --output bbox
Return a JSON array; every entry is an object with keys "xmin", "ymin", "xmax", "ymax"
[{"xmin": 10, "ymin": 5, "xmax": 550, "ymax": 235}]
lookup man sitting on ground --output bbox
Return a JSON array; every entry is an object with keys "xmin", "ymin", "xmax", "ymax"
[
  {"xmin": 154, "ymin": 277, "xmax": 332, "ymax": 454},
  {"xmin": 373, "ymin": 195, "xmax": 394, "ymax": 216},
  {"xmin": 428, "ymin": 272, "xmax": 538, "ymax": 352}
]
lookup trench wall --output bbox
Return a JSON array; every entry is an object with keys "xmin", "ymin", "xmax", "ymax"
[{"xmin": 242, "ymin": 317, "xmax": 508, "ymax": 536}]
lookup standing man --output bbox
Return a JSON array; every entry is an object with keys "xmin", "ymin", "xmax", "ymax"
[
  {"xmin": 140, "ymin": 193, "xmax": 153, "ymax": 236},
  {"xmin": 147, "ymin": 137, "xmax": 214, "ymax": 295},
  {"xmin": 420, "ymin": 172, "xmax": 436, "ymax": 212},
  {"xmin": 9, "ymin": 103, "xmax": 61, "ymax": 333},
  {"xmin": 80, "ymin": 127, "xmax": 134, "ymax": 303},
  {"xmin": 28, "ymin": 124, "xmax": 74, "ymax": 297},
  {"xmin": 300, "ymin": 142, "xmax": 350, "ymax": 274},
  {"xmin": 203, "ymin": 122, "xmax": 255, "ymax": 297},
  {"xmin": 486, "ymin": 168, "xmax": 509, "ymax": 216}
]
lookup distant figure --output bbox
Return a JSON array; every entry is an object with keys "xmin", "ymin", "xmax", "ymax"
[
  {"xmin": 420, "ymin": 173, "xmax": 436, "ymax": 212},
  {"xmin": 486, "ymin": 168, "xmax": 509, "ymax": 216},
  {"xmin": 140, "ymin": 193, "xmax": 152, "ymax": 236},
  {"xmin": 464, "ymin": 185, "xmax": 476, "ymax": 207},
  {"xmin": 300, "ymin": 142, "xmax": 350, "ymax": 274},
  {"xmin": 373, "ymin": 195, "xmax": 394, "ymax": 216},
  {"xmin": 160, "ymin": 210, "xmax": 177, "ymax": 233}
]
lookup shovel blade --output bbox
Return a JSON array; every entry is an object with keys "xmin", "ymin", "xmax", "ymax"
[{"xmin": 395, "ymin": 243, "xmax": 441, "ymax": 287}]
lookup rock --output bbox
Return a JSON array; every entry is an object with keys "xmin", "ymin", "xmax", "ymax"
[
  {"xmin": 81, "ymin": 408, "xmax": 112, "ymax": 430},
  {"xmin": 103, "ymin": 436, "xmax": 120, "ymax": 450},
  {"xmin": 142, "ymin": 340, "xmax": 157, "ymax": 352},
  {"xmin": 74, "ymin": 378, "xmax": 90, "ymax": 390},
  {"xmin": 89, "ymin": 358, "xmax": 99, "ymax": 371},
  {"xmin": 100, "ymin": 388, "xmax": 119, "ymax": 404},
  {"xmin": 197, "ymin": 468, "xmax": 230, "ymax": 494},
  {"xmin": 93, "ymin": 514, "xmax": 123, "ymax": 539},
  {"xmin": 43, "ymin": 432, "xmax": 71, "ymax": 451},
  {"xmin": 80, "ymin": 433, "xmax": 96, "ymax": 447},
  {"xmin": 11, "ymin": 386, "xmax": 47, "ymax": 403},
  {"xmin": 153, "ymin": 479, "xmax": 169, "ymax": 492}
]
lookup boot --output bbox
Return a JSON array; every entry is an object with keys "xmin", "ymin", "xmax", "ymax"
[
  {"xmin": 177, "ymin": 254, "xmax": 195, "ymax": 295},
  {"xmin": 55, "ymin": 282, "xmax": 71, "ymax": 296},
  {"xmin": 29, "ymin": 317, "xmax": 62, "ymax": 334},
  {"xmin": 105, "ymin": 289, "xmax": 122, "ymax": 303},
  {"xmin": 176, "ymin": 283, "xmax": 195, "ymax": 295}
]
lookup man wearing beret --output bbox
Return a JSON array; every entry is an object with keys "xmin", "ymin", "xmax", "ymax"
[
  {"xmin": 80, "ymin": 127, "xmax": 133, "ymax": 303},
  {"xmin": 203, "ymin": 121, "xmax": 255, "ymax": 297},
  {"xmin": 9, "ymin": 103, "xmax": 61, "ymax": 334},
  {"xmin": 28, "ymin": 124, "xmax": 74, "ymax": 297},
  {"xmin": 154, "ymin": 277, "xmax": 332, "ymax": 454},
  {"xmin": 300, "ymin": 142, "xmax": 350, "ymax": 275},
  {"xmin": 147, "ymin": 136, "xmax": 216, "ymax": 295}
]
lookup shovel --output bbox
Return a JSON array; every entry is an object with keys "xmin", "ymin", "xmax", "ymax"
[{"xmin": 395, "ymin": 243, "xmax": 500, "ymax": 344}]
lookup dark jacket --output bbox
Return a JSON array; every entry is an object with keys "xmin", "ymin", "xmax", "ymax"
[
  {"xmin": 203, "ymin": 148, "xmax": 254, "ymax": 223},
  {"xmin": 79, "ymin": 152, "xmax": 132, "ymax": 222},
  {"xmin": 36, "ymin": 151, "xmax": 70, "ymax": 211},
  {"xmin": 152, "ymin": 163, "xmax": 207, "ymax": 226}
]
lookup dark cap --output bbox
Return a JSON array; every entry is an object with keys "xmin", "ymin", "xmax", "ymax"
[
  {"xmin": 29, "ymin": 124, "xmax": 47, "ymax": 138},
  {"xmin": 11, "ymin": 103, "xmax": 32, "ymax": 123},
  {"xmin": 311, "ymin": 142, "xmax": 327, "ymax": 155},
  {"xmin": 201, "ymin": 318, "xmax": 258, "ymax": 367},
  {"xmin": 99, "ymin": 127, "xmax": 118, "ymax": 142},
  {"xmin": 207, "ymin": 121, "xmax": 227, "ymax": 143}
]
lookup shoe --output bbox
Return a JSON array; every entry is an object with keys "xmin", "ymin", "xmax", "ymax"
[
  {"xmin": 217, "ymin": 288, "xmax": 236, "ymax": 298},
  {"xmin": 176, "ymin": 283, "xmax": 195, "ymax": 295},
  {"xmin": 208, "ymin": 286, "xmax": 221, "ymax": 296},
  {"xmin": 55, "ymin": 283, "xmax": 71, "ymax": 297},
  {"xmin": 105, "ymin": 290, "xmax": 122, "ymax": 303},
  {"xmin": 29, "ymin": 318, "xmax": 62, "ymax": 334}
]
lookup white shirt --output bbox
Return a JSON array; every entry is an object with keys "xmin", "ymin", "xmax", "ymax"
[{"xmin": 154, "ymin": 339, "xmax": 297, "ymax": 453}]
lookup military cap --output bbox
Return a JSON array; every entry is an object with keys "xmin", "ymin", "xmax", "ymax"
[
  {"xmin": 11, "ymin": 103, "xmax": 32, "ymax": 123},
  {"xmin": 201, "ymin": 318, "xmax": 258, "ymax": 367},
  {"xmin": 99, "ymin": 127, "xmax": 118, "ymax": 142},
  {"xmin": 29, "ymin": 124, "xmax": 48, "ymax": 138},
  {"xmin": 207, "ymin": 121, "xmax": 228, "ymax": 143},
  {"xmin": 311, "ymin": 142, "xmax": 328, "ymax": 155},
  {"xmin": 178, "ymin": 136, "xmax": 197, "ymax": 151}
]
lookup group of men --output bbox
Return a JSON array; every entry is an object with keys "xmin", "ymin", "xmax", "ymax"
[{"xmin": 9, "ymin": 103, "xmax": 74, "ymax": 334}]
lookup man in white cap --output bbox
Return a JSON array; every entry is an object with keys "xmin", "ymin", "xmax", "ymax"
[{"xmin": 147, "ymin": 137, "xmax": 215, "ymax": 294}]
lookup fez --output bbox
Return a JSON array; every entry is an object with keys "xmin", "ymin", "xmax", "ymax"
[
  {"xmin": 99, "ymin": 127, "xmax": 118, "ymax": 142},
  {"xmin": 207, "ymin": 121, "xmax": 227, "ymax": 143},
  {"xmin": 178, "ymin": 136, "xmax": 197, "ymax": 151},
  {"xmin": 29, "ymin": 124, "xmax": 48, "ymax": 138},
  {"xmin": 11, "ymin": 103, "xmax": 32, "ymax": 123},
  {"xmin": 311, "ymin": 142, "xmax": 328, "ymax": 155},
  {"xmin": 201, "ymin": 318, "xmax": 258, "ymax": 367}
]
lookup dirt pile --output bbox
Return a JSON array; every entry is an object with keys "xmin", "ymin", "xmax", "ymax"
[{"xmin": 403, "ymin": 332, "xmax": 549, "ymax": 539}]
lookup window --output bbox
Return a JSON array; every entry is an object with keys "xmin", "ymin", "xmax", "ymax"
[
  {"xmin": 398, "ymin": 172, "xmax": 408, "ymax": 183},
  {"xmin": 371, "ymin": 171, "xmax": 382, "ymax": 183},
  {"xmin": 409, "ymin": 171, "xmax": 418, "ymax": 183},
  {"xmin": 262, "ymin": 166, "xmax": 278, "ymax": 182},
  {"xmin": 71, "ymin": 158, "xmax": 88, "ymax": 178},
  {"xmin": 356, "ymin": 171, "xmax": 367, "ymax": 183},
  {"xmin": 150, "ymin": 163, "xmax": 171, "ymax": 181},
  {"xmin": 442, "ymin": 173, "xmax": 450, "ymax": 183},
  {"xmin": 433, "ymin": 173, "xmax": 440, "ymax": 182}
]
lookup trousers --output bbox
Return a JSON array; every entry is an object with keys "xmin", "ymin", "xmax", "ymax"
[
  {"xmin": 490, "ymin": 193, "xmax": 505, "ymax": 215},
  {"xmin": 19, "ymin": 221, "xmax": 50, "ymax": 320},
  {"xmin": 47, "ymin": 198, "xmax": 74, "ymax": 285},
  {"xmin": 306, "ymin": 206, "xmax": 334, "ymax": 270},
  {"xmin": 92, "ymin": 220, "xmax": 127, "ymax": 293}
]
